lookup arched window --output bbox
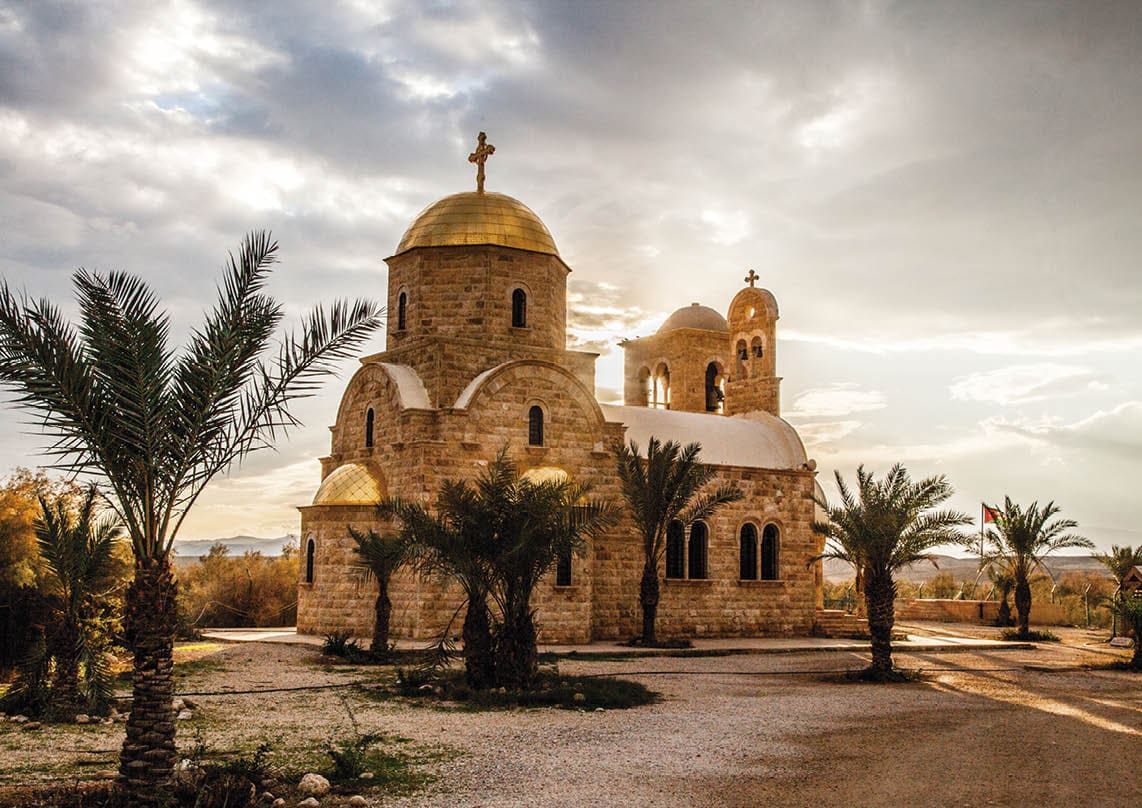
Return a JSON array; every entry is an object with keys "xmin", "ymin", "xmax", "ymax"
[
  {"xmin": 653, "ymin": 363, "xmax": 671, "ymax": 409},
  {"xmin": 688, "ymin": 522, "xmax": 708, "ymax": 579},
  {"xmin": 397, "ymin": 291, "xmax": 407, "ymax": 331},
  {"xmin": 364, "ymin": 408, "xmax": 374, "ymax": 448},
  {"xmin": 556, "ymin": 549, "xmax": 572, "ymax": 586},
  {"xmin": 528, "ymin": 405, "xmax": 544, "ymax": 446},
  {"xmin": 665, "ymin": 520, "xmax": 685, "ymax": 579},
  {"xmin": 735, "ymin": 339, "xmax": 748, "ymax": 379},
  {"xmin": 751, "ymin": 336, "xmax": 764, "ymax": 359},
  {"xmin": 305, "ymin": 538, "xmax": 316, "ymax": 584},
  {"xmin": 739, "ymin": 524, "xmax": 759, "ymax": 580},
  {"xmin": 762, "ymin": 524, "xmax": 779, "ymax": 580},
  {"xmin": 512, "ymin": 288, "xmax": 527, "ymax": 327},
  {"xmin": 705, "ymin": 362, "xmax": 725, "ymax": 413},
  {"xmin": 638, "ymin": 366, "xmax": 652, "ymax": 408}
]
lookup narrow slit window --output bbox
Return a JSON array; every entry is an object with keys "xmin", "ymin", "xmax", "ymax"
[
  {"xmin": 305, "ymin": 538, "xmax": 316, "ymax": 584},
  {"xmin": 665, "ymin": 521, "xmax": 685, "ymax": 579},
  {"xmin": 740, "ymin": 524, "xmax": 759, "ymax": 580},
  {"xmin": 365, "ymin": 408, "xmax": 374, "ymax": 448},
  {"xmin": 762, "ymin": 525, "xmax": 779, "ymax": 580},
  {"xmin": 397, "ymin": 292, "xmax": 407, "ymax": 330},
  {"xmin": 556, "ymin": 550, "xmax": 572, "ymax": 586},
  {"xmin": 528, "ymin": 405, "xmax": 544, "ymax": 446},
  {"xmin": 688, "ymin": 522, "xmax": 708, "ymax": 579},
  {"xmin": 512, "ymin": 288, "xmax": 527, "ymax": 327}
]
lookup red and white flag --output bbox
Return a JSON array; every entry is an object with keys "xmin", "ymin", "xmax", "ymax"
[{"xmin": 982, "ymin": 505, "xmax": 1000, "ymax": 524}]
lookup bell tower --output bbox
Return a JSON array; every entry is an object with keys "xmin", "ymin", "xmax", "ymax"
[{"xmin": 724, "ymin": 270, "xmax": 781, "ymax": 417}]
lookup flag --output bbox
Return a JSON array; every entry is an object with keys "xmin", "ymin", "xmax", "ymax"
[{"xmin": 982, "ymin": 505, "xmax": 1000, "ymax": 524}]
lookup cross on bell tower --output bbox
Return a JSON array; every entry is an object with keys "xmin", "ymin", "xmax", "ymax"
[
  {"xmin": 744, "ymin": 269, "xmax": 759, "ymax": 287},
  {"xmin": 468, "ymin": 132, "xmax": 495, "ymax": 193}
]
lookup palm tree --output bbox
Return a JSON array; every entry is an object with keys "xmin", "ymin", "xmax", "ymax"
[
  {"xmin": 814, "ymin": 465, "xmax": 972, "ymax": 678},
  {"xmin": 387, "ymin": 453, "xmax": 615, "ymax": 689},
  {"xmin": 385, "ymin": 482, "xmax": 499, "ymax": 689},
  {"xmin": 1095, "ymin": 545, "xmax": 1142, "ymax": 638},
  {"xmin": 1122, "ymin": 596, "xmax": 1142, "ymax": 670},
  {"xmin": 484, "ymin": 461, "xmax": 614, "ymax": 689},
  {"xmin": 34, "ymin": 484, "xmax": 124, "ymax": 720},
  {"xmin": 348, "ymin": 527, "xmax": 410, "ymax": 656},
  {"xmin": 986, "ymin": 563, "xmax": 1015, "ymax": 627},
  {"xmin": 616, "ymin": 438, "xmax": 742, "ymax": 645},
  {"xmin": 0, "ymin": 232, "xmax": 382, "ymax": 806},
  {"xmin": 982, "ymin": 498, "xmax": 1092, "ymax": 640}
]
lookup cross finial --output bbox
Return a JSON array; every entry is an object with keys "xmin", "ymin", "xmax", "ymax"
[
  {"xmin": 744, "ymin": 269, "xmax": 759, "ymax": 287},
  {"xmin": 468, "ymin": 131, "xmax": 495, "ymax": 193}
]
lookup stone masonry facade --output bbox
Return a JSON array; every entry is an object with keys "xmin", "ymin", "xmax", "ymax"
[{"xmin": 297, "ymin": 185, "xmax": 821, "ymax": 644}]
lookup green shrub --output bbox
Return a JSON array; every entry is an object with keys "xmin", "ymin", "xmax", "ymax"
[{"xmin": 1000, "ymin": 627, "xmax": 1059, "ymax": 642}]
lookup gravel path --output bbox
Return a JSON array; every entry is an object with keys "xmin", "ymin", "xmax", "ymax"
[{"xmin": 2, "ymin": 638, "xmax": 1138, "ymax": 807}]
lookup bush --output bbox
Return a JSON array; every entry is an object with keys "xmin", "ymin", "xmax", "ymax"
[
  {"xmin": 397, "ymin": 670, "xmax": 658, "ymax": 710},
  {"xmin": 1000, "ymin": 628, "xmax": 1060, "ymax": 642},
  {"xmin": 322, "ymin": 630, "xmax": 362, "ymax": 659},
  {"xmin": 177, "ymin": 543, "xmax": 298, "ymax": 629}
]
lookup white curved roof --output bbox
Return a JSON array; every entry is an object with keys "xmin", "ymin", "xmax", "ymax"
[
  {"xmin": 454, "ymin": 365, "xmax": 501, "ymax": 409},
  {"xmin": 379, "ymin": 363, "xmax": 431, "ymax": 409},
  {"xmin": 600, "ymin": 404, "xmax": 808, "ymax": 470}
]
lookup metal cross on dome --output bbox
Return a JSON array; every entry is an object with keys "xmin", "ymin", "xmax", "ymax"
[
  {"xmin": 744, "ymin": 269, "xmax": 759, "ymax": 287},
  {"xmin": 468, "ymin": 131, "xmax": 496, "ymax": 193}
]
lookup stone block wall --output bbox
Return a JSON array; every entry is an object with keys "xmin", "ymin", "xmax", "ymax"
[{"xmin": 623, "ymin": 329, "xmax": 729, "ymax": 414}]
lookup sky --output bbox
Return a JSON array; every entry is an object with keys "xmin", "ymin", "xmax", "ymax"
[{"xmin": 1, "ymin": 0, "xmax": 1140, "ymax": 552}]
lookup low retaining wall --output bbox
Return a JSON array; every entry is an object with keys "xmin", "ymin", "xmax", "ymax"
[{"xmin": 895, "ymin": 598, "xmax": 1067, "ymax": 625}]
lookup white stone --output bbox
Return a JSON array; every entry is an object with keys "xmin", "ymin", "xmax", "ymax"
[
  {"xmin": 74, "ymin": 714, "xmax": 90, "ymax": 724},
  {"xmin": 298, "ymin": 773, "xmax": 331, "ymax": 797},
  {"xmin": 177, "ymin": 709, "xmax": 193, "ymax": 720},
  {"xmin": 172, "ymin": 698, "xmax": 185, "ymax": 711},
  {"xmin": 11, "ymin": 715, "xmax": 28, "ymax": 724},
  {"xmin": 359, "ymin": 772, "xmax": 374, "ymax": 780},
  {"xmin": 348, "ymin": 797, "xmax": 368, "ymax": 807}
]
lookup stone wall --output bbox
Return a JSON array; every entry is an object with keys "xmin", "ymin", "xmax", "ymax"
[{"xmin": 622, "ymin": 329, "xmax": 729, "ymax": 414}]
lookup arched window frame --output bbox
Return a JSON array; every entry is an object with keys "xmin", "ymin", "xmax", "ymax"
[
  {"xmin": 735, "ymin": 339, "xmax": 748, "ymax": 379},
  {"xmin": 761, "ymin": 524, "xmax": 780, "ymax": 580},
  {"xmin": 653, "ymin": 362, "xmax": 671, "ymax": 409},
  {"xmin": 364, "ymin": 407, "xmax": 375, "ymax": 448},
  {"xmin": 397, "ymin": 289, "xmax": 408, "ymax": 331},
  {"xmin": 750, "ymin": 335, "xmax": 764, "ymax": 359},
  {"xmin": 511, "ymin": 287, "xmax": 528, "ymax": 328},
  {"xmin": 527, "ymin": 404, "xmax": 545, "ymax": 447},
  {"xmin": 665, "ymin": 520, "xmax": 685, "ymax": 579},
  {"xmin": 739, "ymin": 523, "xmax": 759, "ymax": 580},
  {"xmin": 637, "ymin": 366, "xmax": 652, "ymax": 408},
  {"xmin": 688, "ymin": 521, "xmax": 709, "ymax": 579},
  {"xmin": 305, "ymin": 537, "xmax": 316, "ymax": 584},
  {"xmin": 704, "ymin": 360, "xmax": 725, "ymax": 414}
]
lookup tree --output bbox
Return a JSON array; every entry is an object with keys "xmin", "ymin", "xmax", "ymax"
[
  {"xmin": 1095, "ymin": 545, "xmax": 1142, "ymax": 638},
  {"xmin": 981, "ymin": 498, "xmax": 1093, "ymax": 640},
  {"xmin": 481, "ymin": 460, "xmax": 614, "ymax": 689},
  {"xmin": 387, "ymin": 453, "xmax": 615, "ymax": 689},
  {"xmin": 814, "ymin": 465, "xmax": 972, "ymax": 678},
  {"xmin": 35, "ymin": 484, "xmax": 125, "ymax": 719},
  {"xmin": 616, "ymin": 438, "xmax": 742, "ymax": 645},
  {"xmin": 348, "ymin": 527, "xmax": 410, "ymax": 656},
  {"xmin": 987, "ymin": 563, "xmax": 1015, "ymax": 627},
  {"xmin": 1122, "ymin": 596, "xmax": 1142, "ymax": 670},
  {"xmin": 0, "ymin": 232, "xmax": 382, "ymax": 806}
]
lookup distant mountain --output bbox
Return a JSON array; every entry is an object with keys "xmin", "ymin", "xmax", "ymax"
[
  {"xmin": 823, "ymin": 554, "xmax": 1110, "ymax": 583},
  {"xmin": 173, "ymin": 534, "xmax": 297, "ymax": 564}
]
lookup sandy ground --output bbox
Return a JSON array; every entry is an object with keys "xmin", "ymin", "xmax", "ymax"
[{"xmin": 1, "ymin": 628, "xmax": 1138, "ymax": 807}]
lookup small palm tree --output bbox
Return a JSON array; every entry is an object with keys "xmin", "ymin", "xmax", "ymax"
[
  {"xmin": 35, "ymin": 484, "xmax": 124, "ymax": 720},
  {"xmin": 484, "ymin": 461, "xmax": 615, "ymax": 689},
  {"xmin": 982, "ymin": 498, "xmax": 1093, "ymax": 639},
  {"xmin": 385, "ymin": 482, "xmax": 499, "ymax": 689},
  {"xmin": 616, "ymin": 438, "xmax": 742, "ymax": 645},
  {"xmin": 348, "ymin": 527, "xmax": 410, "ymax": 656},
  {"xmin": 1095, "ymin": 545, "xmax": 1142, "ymax": 638},
  {"xmin": 814, "ymin": 465, "xmax": 972, "ymax": 678},
  {"xmin": 0, "ymin": 232, "xmax": 382, "ymax": 805}
]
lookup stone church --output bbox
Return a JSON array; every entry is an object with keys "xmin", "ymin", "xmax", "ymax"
[{"xmin": 297, "ymin": 136, "xmax": 827, "ymax": 643}]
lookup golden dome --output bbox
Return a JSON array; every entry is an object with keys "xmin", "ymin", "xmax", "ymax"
[
  {"xmin": 395, "ymin": 191, "xmax": 559, "ymax": 257},
  {"xmin": 312, "ymin": 463, "xmax": 386, "ymax": 506}
]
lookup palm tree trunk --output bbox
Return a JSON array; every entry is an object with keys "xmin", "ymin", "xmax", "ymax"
[
  {"xmin": 864, "ymin": 569, "xmax": 896, "ymax": 676},
  {"xmin": 640, "ymin": 562, "xmax": 660, "ymax": 644},
  {"xmin": 497, "ymin": 606, "xmax": 538, "ymax": 690},
  {"xmin": 1014, "ymin": 574, "xmax": 1032, "ymax": 639},
  {"xmin": 49, "ymin": 617, "xmax": 82, "ymax": 721},
  {"xmin": 119, "ymin": 561, "xmax": 179, "ymax": 807},
  {"xmin": 462, "ymin": 592, "xmax": 496, "ymax": 690},
  {"xmin": 371, "ymin": 584, "xmax": 391, "ymax": 656}
]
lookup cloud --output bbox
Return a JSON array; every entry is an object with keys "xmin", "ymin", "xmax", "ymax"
[
  {"xmin": 950, "ymin": 364, "xmax": 1110, "ymax": 405},
  {"xmin": 797, "ymin": 420, "xmax": 864, "ymax": 447},
  {"xmin": 995, "ymin": 401, "xmax": 1142, "ymax": 458},
  {"xmin": 787, "ymin": 384, "xmax": 887, "ymax": 419}
]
